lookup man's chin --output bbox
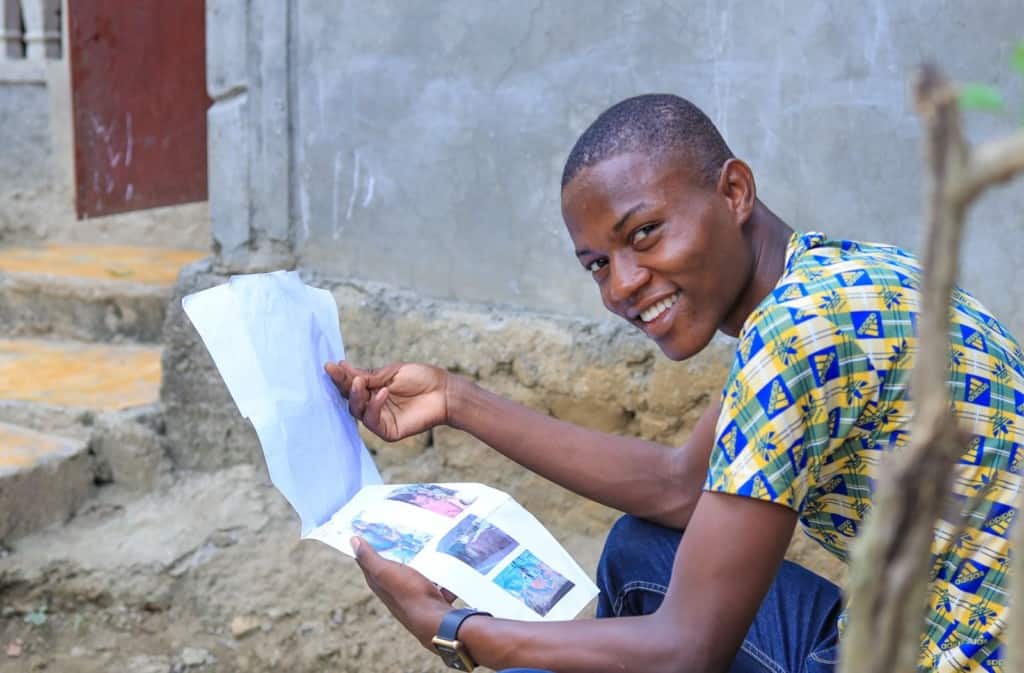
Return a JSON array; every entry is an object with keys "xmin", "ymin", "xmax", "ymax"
[{"xmin": 654, "ymin": 328, "xmax": 715, "ymax": 362}]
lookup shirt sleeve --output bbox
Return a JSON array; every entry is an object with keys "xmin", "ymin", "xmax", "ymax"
[{"xmin": 705, "ymin": 305, "xmax": 880, "ymax": 512}]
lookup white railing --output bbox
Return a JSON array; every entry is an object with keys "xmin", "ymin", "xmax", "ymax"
[{"xmin": 1, "ymin": 0, "xmax": 61, "ymax": 82}]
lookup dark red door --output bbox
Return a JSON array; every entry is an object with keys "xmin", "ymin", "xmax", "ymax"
[{"xmin": 68, "ymin": 0, "xmax": 211, "ymax": 218}]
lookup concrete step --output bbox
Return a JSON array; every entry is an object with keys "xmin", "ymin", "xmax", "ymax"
[
  {"xmin": 0, "ymin": 337, "xmax": 162, "ymax": 431},
  {"xmin": 0, "ymin": 338, "xmax": 167, "ymax": 543},
  {"xmin": 0, "ymin": 421, "xmax": 93, "ymax": 543},
  {"xmin": 0, "ymin": 243, "xmax": 205, "ymax": 343}
]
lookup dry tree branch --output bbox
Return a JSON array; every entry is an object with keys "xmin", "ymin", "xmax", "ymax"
[
  {"xmin": 953, "ymin": 128, "xmax": 1024, "ymax": 208},
  {"xmin": 840, "ymin": 64, "xmax": 1024, "ymax": 673}
]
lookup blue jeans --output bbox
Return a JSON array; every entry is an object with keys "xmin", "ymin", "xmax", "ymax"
[{"xmin": 501, "ymin": 515, "xmax": 842, "ymax": 673}]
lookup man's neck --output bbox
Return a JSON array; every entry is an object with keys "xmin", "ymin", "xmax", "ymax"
[{"xmin": 719, "ymin": 202, "xmax": 793, "ymax": 338}]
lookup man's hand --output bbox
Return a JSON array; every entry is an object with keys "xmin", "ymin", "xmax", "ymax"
[
  {"xmin": 325, "ymin": 361, "xmax": 451, "ymax": 441},
  {"xmin": 351, "ymin": 536, "xmax": 454, "ymax": 650}
]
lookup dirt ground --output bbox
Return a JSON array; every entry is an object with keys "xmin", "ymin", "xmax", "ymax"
[{"xmin": 0, "ymin": 464, "xmax": 606, "ymax": 673}]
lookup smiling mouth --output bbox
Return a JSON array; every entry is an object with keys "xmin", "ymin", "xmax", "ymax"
[{"xmin": 638, "ymin": 291, "xmax": 681, "ymax": 323}]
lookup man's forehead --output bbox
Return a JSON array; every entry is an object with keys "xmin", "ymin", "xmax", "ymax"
[{"xmin": 563, "ymin": 151, "xmax": 696, "ymax": 210}]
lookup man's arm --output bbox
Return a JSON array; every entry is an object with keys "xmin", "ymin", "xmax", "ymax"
[
  {"xmin": 353, "ymin": 491, "xmax": 797, "ymax": 673},
  {"xmin": 448, "ymin": 376, "xmax": 719, "ymax": 528},
  {"xmin": 328, "ymin": 361, "xmax": 719, "ymax": 529}
]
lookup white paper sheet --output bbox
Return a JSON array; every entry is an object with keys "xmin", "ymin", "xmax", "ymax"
[
  {"xmin": 183, "ymin": 271, "xmax": 381, "ymax": 534},
  {"xmin": 306, "ymin": 483, "xmax": 597, "ymax": 621},
  {"xmin": 183, "ymin": 272, "xmax": 598, "ymax": 620}
]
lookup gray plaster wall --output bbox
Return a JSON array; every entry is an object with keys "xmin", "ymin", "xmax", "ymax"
[
  {"xmin": 0, "ymin": 84, "xmax": 51, "ymax": 194},
  {"xmin": 281, "ymin": 0, "xmax": 1024, "ymax": 335}
]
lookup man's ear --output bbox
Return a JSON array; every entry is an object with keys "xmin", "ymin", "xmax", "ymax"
[{"xmin": 715, "ymin": 158, "xmax": 756, "ymax": 227}]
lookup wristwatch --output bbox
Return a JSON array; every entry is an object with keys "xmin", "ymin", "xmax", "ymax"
[{"xmin": 431, "ymin": 607, "xmax": 491, "ymax": 671}]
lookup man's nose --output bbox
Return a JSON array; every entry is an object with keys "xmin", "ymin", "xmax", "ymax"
[{"xmin": 606, "ymin": 254, "xmax": 650, "ymax": 307}]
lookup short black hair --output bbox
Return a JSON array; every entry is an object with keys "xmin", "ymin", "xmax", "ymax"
[{"xmin": 561, "ymin": 94, "xmax": 734, "ymax": 189}]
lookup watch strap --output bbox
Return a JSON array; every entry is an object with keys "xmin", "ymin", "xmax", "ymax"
[{"xmin": 437, "ymin": 607, "xmax": 491, "ymax": 641}]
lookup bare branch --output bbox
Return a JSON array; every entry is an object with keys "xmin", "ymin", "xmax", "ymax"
[
  {"xmin": 841, "ymin": 63, "xmax": 969, "ymax": 673},
  {"xmin": 953, "ymin": 128, "xmax": 1024, "ymax": 208}
]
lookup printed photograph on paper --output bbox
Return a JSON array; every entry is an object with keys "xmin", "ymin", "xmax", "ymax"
[
  {"xmin": 386, "ymin": 484, "xmax": 478, "ymax": 518},
  {"xmin": 351, "ymin": 514, "xmax": 432, "ymax": 564},
  {"xmin": 493, "ymin": 550, "xmax": 575, "ymax": 616},
  {"xmin": 436, "ymin": 514, "xmax": 518, "ymax": 575}
]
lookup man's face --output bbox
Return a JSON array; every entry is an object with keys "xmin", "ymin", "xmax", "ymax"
[{"xmin": 562, "ymin": 151, "xmax": 753, "ymax": 360}]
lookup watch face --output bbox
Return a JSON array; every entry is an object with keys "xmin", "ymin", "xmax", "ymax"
[
  {"xmin": 433, "ymin": 638, "xmax": 474, "ymax": 671},
  {"xmin": 438, "ymin": 647, "xmax": 469, "ymax": 671}
]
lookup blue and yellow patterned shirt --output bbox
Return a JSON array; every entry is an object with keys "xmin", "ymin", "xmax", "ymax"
[{"xmin": 705, "ymin": 232, "xmax": 1023, "ymax": 673}]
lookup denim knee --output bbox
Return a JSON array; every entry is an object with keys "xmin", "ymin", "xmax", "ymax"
[{"xmin": 596, "ymin": 514, "xmax": 682, "ymax": 617}]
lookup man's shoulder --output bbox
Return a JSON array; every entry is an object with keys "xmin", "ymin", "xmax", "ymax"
[{"xmin": 743, "ymin": 234, "xmax": 923, "ymax": 342}]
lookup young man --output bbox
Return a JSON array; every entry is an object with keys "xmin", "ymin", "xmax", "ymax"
[{"xmin": 326, "ymin": 95, "xmax": 1023, "ymax": 673}]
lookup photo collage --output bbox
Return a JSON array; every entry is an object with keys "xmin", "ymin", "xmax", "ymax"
[{"xmin": 351, "ymin": 484, "xmax": 575, "ymax": 617}]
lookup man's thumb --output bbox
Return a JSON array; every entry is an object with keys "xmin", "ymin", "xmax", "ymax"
[{"xmin": 351, "ymin": 536, "xmax": 379, "ymax": 569}]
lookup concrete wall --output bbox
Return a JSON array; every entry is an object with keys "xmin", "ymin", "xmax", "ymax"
[{"xmin": 251, "ymin": 0, "xmax": 1024, "ymax": 334}]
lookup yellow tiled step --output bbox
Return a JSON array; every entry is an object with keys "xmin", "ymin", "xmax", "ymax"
[
  {"xmin": 0, "ymin": 421, "xmax": 93, "ymax": 541},
  {"xmin": 0, "ymin": 421, "xmax": 82, "ymax": 477},
  {"xmin": 0, "ymin": 243, "xmax": 205, "ymax": 286},
  {"xmin": 0, "ymin": 338, "xmax": 161, "ymax": 411},
  {"xmin": 0, "ymin": 243, "xmax": 206, "ymax": 343}
]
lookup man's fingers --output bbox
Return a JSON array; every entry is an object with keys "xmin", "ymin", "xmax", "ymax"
[
  {"xmin": 365, "ymin": 387, "xmax": 390, "ymax": 435},
  {"xmin": 324, "ymin": 362, "xmax": 353, "ymax": 398},
  {"xmin": 349, "ymin": 377, "xmax": 369, "ymax": 419}
]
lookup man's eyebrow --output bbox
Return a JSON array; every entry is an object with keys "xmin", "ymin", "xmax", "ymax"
[
  {"xmin": 575, "ymin": 202, "xmax": 650, "ymax": 259},
  {"xmin": 611, "ymin": 202, "xmax": 648, "ymax": 233}
]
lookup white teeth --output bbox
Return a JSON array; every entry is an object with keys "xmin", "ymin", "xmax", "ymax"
[{"xmin": 640, "ymin": 292, "xmax": 680, "ymax": 323}]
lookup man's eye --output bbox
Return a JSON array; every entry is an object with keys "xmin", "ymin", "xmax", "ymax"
[
  {"xmin": 587, "ymin": 259, "xmax": 607, "ymax": 273},
  {"xmin": 632, "ymin": 223, "xmax": 658, "ymax": 244}
]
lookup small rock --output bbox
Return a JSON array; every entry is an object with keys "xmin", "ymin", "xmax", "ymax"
[
  {"xmin": 6, "ymin": 639, "xmax": 24, "ymax": 657},
  {"xmin": 329, "ymin": 608, "xmax": 344, "ymax": 625},
  {"xmin": 299, "ymin": 621, "xmax": 317, "ymax": 636},
  {"xmin": 126, "ymin": 655, "xmax": 171, "ymax": 673},
  {"xmin": 230, "ymin": 615, "xmax": 261, "ymax": 639},
  {"xmin": 70, "ymin": 647, "xmax": 89, "ymax": 657},
  {"xmin": 264, "ymin": 607, "xmax": 293, "ymax": 621},
  {"xmin": 209, "ymin": 529, "xmax": 241, "ymax": 548},
  {"xmin": 180, "ymin": 647, "xmax": 213, "ymax": 668}
]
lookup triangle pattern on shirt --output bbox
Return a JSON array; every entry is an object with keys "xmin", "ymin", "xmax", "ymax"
[
  {"xmin": 982, "ymin": 507, "xmax": 1015, "ymax": 538},
  {"xmin": 856, "ymin": 311, "xmax": 881, "ymax": 338},
  {"xmin": 738, "ymin": 472, "xmax": 778, "ymax": 500},
  {"xmin": 812, "ymin": 350, "xmax": 837, "ymax": 385},
  {"xmin": 788, "ymin": 307, "xmax": 816, "ymax": 325},
  {"xmin": 895, "ymin": 272, "xmax": 919, "ymax": 289},
  {"xmin": 777, "ymin": 283, "xmax": 807, "ymax": 301},
  {"xmin": 1010, "ymin": 444, "xmax": 1023, "ymax": 474},
  {"xmin": 961, "ymin": 325, "xmax": 988, "ymax": 353},
  {"xmin": 719, "ymin": 422, "xmax": 746, "ymax": 462},
  {"xmin": 968, "ymin": 378, "xmax": 989, "ymax": 404},
  {"xmin": 841, "ymin": 270, "xmax": 861, "ymax": 286},
  {"xmin": 750, "ymin": 475, "xmax": 771, "ymax": 499},
  {"xmin": 739, "ymin": 328, "xmax": 764, "ymax": 366},
  {"xmin": 965, "ymin": 376, "xmax": 991, "ymax": 406},
  {"xmin": 839, "ymin": 270, "xmax": 869, "ymax": 286},
  {"xmin": 962, "ymin": 436, "xmax": 985, "ymax": 466},
  {"xmin": 950, "ymin": 557, "xmax": 991, "ymax": 590},
  {"xmin": 953, "ymin": 562, "xmax": 985, "ymax": 589},
  {"xmin": 757, "ymin": 377, "xmax": 795, "ymax": 418}
]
